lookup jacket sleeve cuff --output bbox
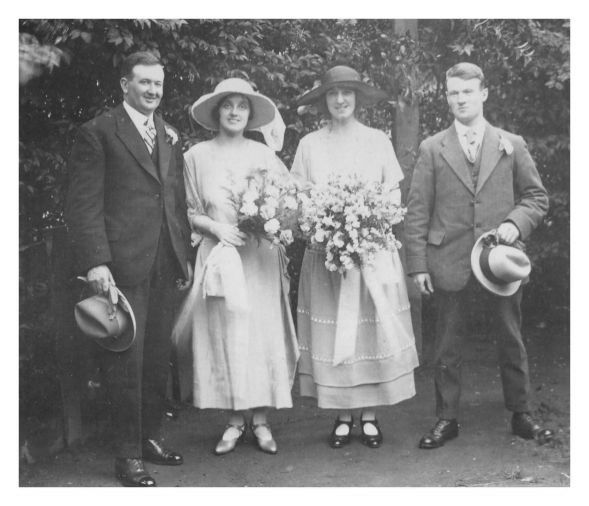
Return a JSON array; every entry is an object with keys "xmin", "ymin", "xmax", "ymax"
[{"xmin": 406, "ymin": 256, "xmax": 428, "ymax": 275}]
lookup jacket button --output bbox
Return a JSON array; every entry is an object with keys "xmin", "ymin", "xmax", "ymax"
[{"xmin": 154, "ymin": 193, "xmax": 161, "ymax": 200}]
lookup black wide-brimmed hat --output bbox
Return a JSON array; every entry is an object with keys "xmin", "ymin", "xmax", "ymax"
[{"xmin": 297, "ymin": 65, "xmax": 388, "ymax": 109}]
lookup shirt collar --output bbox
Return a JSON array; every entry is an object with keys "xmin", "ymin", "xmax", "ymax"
[
  {"xmin": 454, "ymin": 117, "xmax": 486, "ymax": 139},
  {"xmin": 123, "ymin": 100, "xmax": 155, "ymax": 131}
]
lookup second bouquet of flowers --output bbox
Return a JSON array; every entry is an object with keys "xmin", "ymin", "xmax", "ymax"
[{"xmin": 297, "ymin": 172, "xmax": 406, "ymax": 273}]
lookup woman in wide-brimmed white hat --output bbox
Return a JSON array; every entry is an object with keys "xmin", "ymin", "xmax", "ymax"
[
  {"xmin": 173, "ymin": 78, "xmax": 298, "ymax": 456},
  {"xmin": 292, "ymin": 66, "xmax": 419, "ymax": 449}
]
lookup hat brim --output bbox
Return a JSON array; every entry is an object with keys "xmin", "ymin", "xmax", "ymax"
[
  {"xmin": 75, "ymin": 289, "xmax": 137, "ymax": 352},
  {"xmin": 297, "ymin": 80, "xmax": 389, "ymax": 108},
  {"xmin": 470, "ymin": 231, "xmax": 521, "ymax": 297},
  {"xmin": 190, "ymin": 91, "xmax": 276, "ymax": 131}
]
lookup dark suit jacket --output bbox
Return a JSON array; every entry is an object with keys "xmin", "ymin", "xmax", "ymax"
[
  {"xmin": 405, "ymin": 122, "xmax": 548, "ymax": 292},
  {"xmin": 65, "ymin": 103, "xmax": 191, "ymax": 287}
]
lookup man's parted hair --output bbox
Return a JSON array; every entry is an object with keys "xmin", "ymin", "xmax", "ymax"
[
  {"xmin": 120, "ymin": 51, "xmax": 163, "ymax": 79},
  {"xmin": 446, "ymin": 62, "xmax": 486, "ymax": 88}
]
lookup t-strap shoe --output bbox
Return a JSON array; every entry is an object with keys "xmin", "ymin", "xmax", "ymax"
[
  {"xmin": 251, "ymin": 422, "xmax": 278, "ymax": 454},
  {"xmin": 329, "ymin": 417, "xmax": 353, "ymax": 449},
  {"xmin": 360, "ymin": 418, "xmax": 383, "ymax": 448},
  {"xmin": 214, "ymin": 423, "xmax": 246, "ymax": 455}
]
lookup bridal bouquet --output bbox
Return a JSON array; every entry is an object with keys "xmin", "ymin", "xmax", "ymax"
[
  {"xmin": 231, "ymin": 168, "xmax": 299, "ymax": 246},
  {"xmin": 297, "ymin": 172, "xmax": 406, "ymax": 273}
]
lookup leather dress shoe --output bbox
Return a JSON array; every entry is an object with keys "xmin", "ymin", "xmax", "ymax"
[
  {"xmin": 251, "ymin": 422, "xmax": 278, "ymax": 455},
  {"xmin": 142, "ymin": 439, "xmax": 183, "ymax": 465},
  {"xmin": 360, "ymin": 418, "xmax": 383, "ymax": 448},
  {"xmin": 512, "ymin": 412, "xmax": 554, "ymax": 443},
  {"xmin": 115, "ymin": 458, "xmax": 156, "ymax": 487},
  {"xmin": 419, "ymin": 419, "xmax": 459, "ymax": 449},
  {"xmin": 329, "ymin": 417, "xmax": 353, "ymax": 449},
  {"xmin": 214, "ymin": 423, "xmax": 246, "ymax": 455}
]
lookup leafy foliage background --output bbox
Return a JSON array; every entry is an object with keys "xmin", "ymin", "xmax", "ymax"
[{"xmin": 19, "ymin": 19, "xmax": 569, "ymax": 423}]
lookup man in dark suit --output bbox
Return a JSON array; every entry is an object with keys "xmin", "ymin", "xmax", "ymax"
[
  {"xmin": 65, "ymin": 51, "xmax": 192, "ymax": 486},
  {"xmin": 405, "ymin": 62, "xmax": 553, "ymax": 449}
]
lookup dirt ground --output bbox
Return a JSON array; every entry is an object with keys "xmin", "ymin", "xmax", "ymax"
[{"xmin": 19, "ymin": 325, "xmax": 570, "ymax": 488}]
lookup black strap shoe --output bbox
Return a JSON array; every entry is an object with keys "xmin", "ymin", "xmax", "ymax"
[
  {"xmin": 512, "ymin": 412, "xmax": 554, "ymax": 444},
  {"xmin": 329, "ymin": 417, "xmax": 353, "ymax": 449},
  {"xmin": 418, "ymin": 419, "xmax": 459, "ymax": 449},
  {"xmin": 142, "ymin": 439, "xmax": 184, "ymax": 465},
  {"xmin": 360, "ymin": 418, "xmax": 383, "ymax": 449},
  {"xmin": 115, "ymin": 458, "xmax": 156, "ymax": 487}
]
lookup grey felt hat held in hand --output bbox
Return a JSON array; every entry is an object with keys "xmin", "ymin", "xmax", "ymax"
[{"xmin": 74, "ymin": 284, "xmax": 136, "ymax": 352}]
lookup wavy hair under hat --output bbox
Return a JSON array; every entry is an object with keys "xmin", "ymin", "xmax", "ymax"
[{"xmin": 190, "ymin": 77, "xmax": 276, "ymax": 131}]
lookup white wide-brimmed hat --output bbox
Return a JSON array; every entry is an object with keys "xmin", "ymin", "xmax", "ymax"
[
  {"xmin": 190, "ymin": 78, "xmax": 276, "ymax": 131},
  {"xmin": 471, "ymin": 230, "xmax": 531, "ymax": 297}
]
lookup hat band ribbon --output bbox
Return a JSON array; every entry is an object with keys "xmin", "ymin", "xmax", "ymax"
[{"xmin": 479, "ymin": 248, "xmax": 506, "ymax": 285}]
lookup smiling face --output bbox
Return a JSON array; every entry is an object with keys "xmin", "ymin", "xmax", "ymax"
[
  {"xmin": 446, "ymin": 76, "xmax": 488, "ymax": 127},
  {"xmin": 120, "ymin": 64, "xmax": 164, "ymax": 116},
  {"xmin": 325, "ymin": 86, "xmax": 356, "ymax": 122},
  {"xmin": 217, "ymin": 93, "xmax": 251, "ymax": 135}
]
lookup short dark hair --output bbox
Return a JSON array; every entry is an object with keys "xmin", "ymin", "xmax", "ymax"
[
  {"xmin": 446, "ymin": 62, "xmax": 486, "ymax": 88},
  {"xmin": 212, "ymin": 94, "xmax": 254, "ymax": 125},
  {"xmin": 120, "ymin": 51, "xmax": 163, "ymax": 79}
]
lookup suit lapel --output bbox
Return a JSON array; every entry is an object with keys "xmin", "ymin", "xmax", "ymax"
[
  {"xmin": 440, "ymin": 125, "xmax": 475, "ymax": 194},
  {"xmin": 114, "ymin": 104, "xmax": 160, "ymax": 183},
  {"xmin": 475, "ymin": 124, "xmax": 503, "ymax": 194},
  {"xmin": 154, "ymin": 114, "xmax": 172, "ymax": 183}
]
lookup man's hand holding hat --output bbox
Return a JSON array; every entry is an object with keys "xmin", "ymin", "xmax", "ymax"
[
  {"xmin": 87, "ymin": 264, "xmax": 118, "ymax": 315},
  {"xmin": 496, "ymin": 221, "xmax": 520, "ymax": 245}
]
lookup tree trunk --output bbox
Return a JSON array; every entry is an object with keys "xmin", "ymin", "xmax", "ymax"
[{"xmin": 393, "ymin": 19, "xmax": 424, "ymax": 361}]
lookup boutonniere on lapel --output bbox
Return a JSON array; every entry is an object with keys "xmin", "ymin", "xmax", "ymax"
[
  {"xmin": 498, "ymin": 134, "xmax": 514, "ymax": 155},
  {"xmin": 164, "ymin": 125, "xmax": 179, "ymax": 146}
]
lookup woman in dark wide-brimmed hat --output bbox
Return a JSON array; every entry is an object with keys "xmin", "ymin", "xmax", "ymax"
[
  {"xmin": 172, "ymin": 78, "xmax": 299, "ymax": 456},
  {"xmin": 292, "ymin": 65, "xmax": 418, "ymax": 449}
]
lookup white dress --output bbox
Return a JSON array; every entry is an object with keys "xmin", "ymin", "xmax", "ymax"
[
  {"xmin": 173, "ymin": 139, "xmax": 299, "ymax": 410},
  {"xmin": 292, "ymin": 123, "xmax": 419, "ymax": 409}
]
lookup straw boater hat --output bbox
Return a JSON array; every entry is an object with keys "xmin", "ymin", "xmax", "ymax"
[
  {"xmin": 74, "ymin": 286, "xmax": 137, "ymax": 352},
  {"xmin": 190, "ymin": 78, "xmax": 276, "ymax": 131},
  {"xmin": 471, "ymin": 230, "xmax": 531, "ymax": 297},
  {"xmin": 297, "ymin": 65, "xmax": 389, "ymax": 111}
]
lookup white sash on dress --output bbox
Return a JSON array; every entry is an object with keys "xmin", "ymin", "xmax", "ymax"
[{"xmin": 333, "ymin": 249, "xmax": 413, "ymax": 365}]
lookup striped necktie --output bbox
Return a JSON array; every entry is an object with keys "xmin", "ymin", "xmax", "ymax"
[
  {"xmin": 143, "ymin": 120, "xmax": 157, "ymax": 154},
  {"xmin": 464, "ymin": 128, "xmax": 478, "ymax": 163}
]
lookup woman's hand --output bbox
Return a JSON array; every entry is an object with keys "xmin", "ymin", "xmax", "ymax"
[{"xmin": 212, "ymin": 222, "xmax": 247, "ymax": 247}]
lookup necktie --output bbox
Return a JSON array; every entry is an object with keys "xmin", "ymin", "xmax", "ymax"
[
  {"xmin": 465, "ymin": 128, "xmax": 478, "ymax": 163},
  {"xmin": 143, "ymin": 120, "xmax": 157, "ymax": 154}
]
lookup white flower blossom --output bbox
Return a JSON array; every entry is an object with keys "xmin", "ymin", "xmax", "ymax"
[
  {"xmin": 264, "ymin": 218, "xmax": 280, "ymax": 235},
  {"xmin": 243, "ymin": 188, "xmax": 259, "ymax": 203},
  {"xmin": 283, "ymin": 195, "xmax": 298, "ymax": 210},
  {"xmin": 314, "ymin": 228, "xmax": 327, "ymax": 243},
  {"xmin": 260, "ymin": 204, "xmax": 276, "ymax": 220},
  {"xmin": 279, "ymin": 229, "xmax": 294, "ymax": 245},
  {"xmin": 240, "ymin": 202, "xmax": 258, "ymax": 216}
]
